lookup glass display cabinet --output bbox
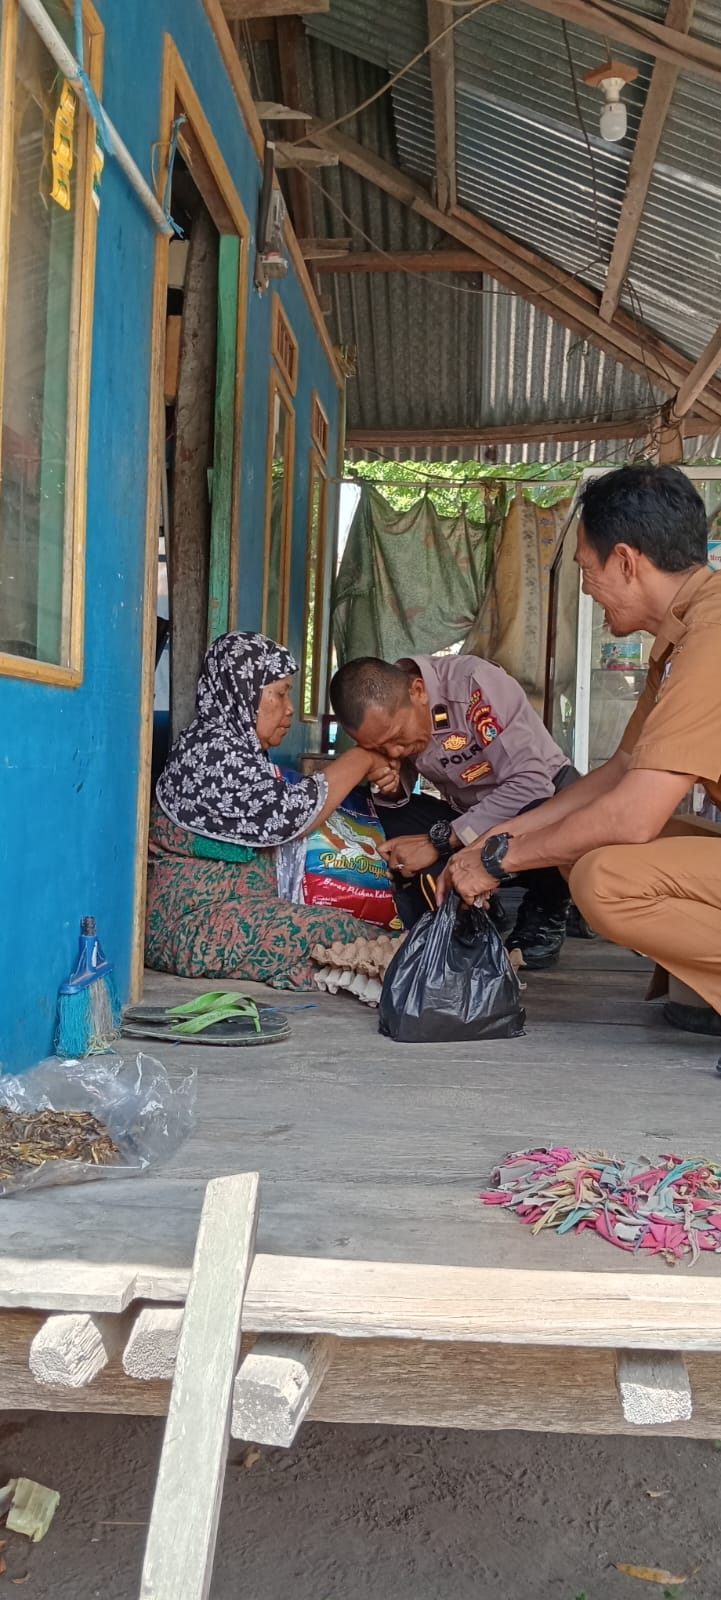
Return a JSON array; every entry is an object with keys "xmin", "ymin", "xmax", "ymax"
[{"xmin": 544, "ymin": 467, "xmax": 721, "ymax": 818}]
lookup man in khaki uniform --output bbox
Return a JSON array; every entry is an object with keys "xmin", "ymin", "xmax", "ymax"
[{"xmin": 444, "ymin": 464, "xmax": 721, "ymax": 1043}]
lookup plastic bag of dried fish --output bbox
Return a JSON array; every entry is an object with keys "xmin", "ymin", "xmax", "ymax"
[{"xmin": 0, "ymin": 1053, "xmax": 197, "ymax": 1196}]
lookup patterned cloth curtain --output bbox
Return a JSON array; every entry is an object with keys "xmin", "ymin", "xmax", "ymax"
[
  {"xmin": 463, "ymin": 491, "xmax": 571, "ymax": 713},
  {"xmin": 333, "ymin": 484, "xmax": 508, "ymax": 666}
]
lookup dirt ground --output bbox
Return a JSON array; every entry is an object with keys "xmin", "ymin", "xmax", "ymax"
[{"xmin": 1, "ymin": 1413, "xmax": 720, "ymax": 1599}]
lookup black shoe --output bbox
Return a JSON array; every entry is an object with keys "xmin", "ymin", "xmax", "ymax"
[
  {"xmin": 508, "ymin": 900, "xmax": 568, "ymax": 971},
  {"xmin": 663, "ymin": 1000, "xmax": 721, "ymax": 1038},
  {"xmin": 566, "ymin": 902, "xmax": 598, "ymax": 940}
]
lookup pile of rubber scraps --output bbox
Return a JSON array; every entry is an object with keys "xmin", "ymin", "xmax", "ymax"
[
  {"xmin": 481, "ymin": 1146, "xmax": 721, "ymax": 1264},
  {"xmin": 310, "ymin": 934, "xmax": 405, "ymax": 1008}
]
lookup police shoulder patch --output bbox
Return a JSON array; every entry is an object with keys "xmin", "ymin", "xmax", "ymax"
[{"xmin": 466, "ymin": 687, "xmax": 503, "ymax": 746}]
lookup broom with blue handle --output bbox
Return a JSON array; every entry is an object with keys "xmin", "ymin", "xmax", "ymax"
[{"xmin": 55, "ymin": 916, "xmax": 121, "ymax": 1057}]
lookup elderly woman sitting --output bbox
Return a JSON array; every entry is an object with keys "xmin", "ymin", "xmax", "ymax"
[{"xmin": 146, "ymin": 631, "xmax": 396, "ymax": 987}]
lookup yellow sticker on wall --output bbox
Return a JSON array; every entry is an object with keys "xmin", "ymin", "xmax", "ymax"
[{"xmin": 51, "ymin": 80, "xmax": 76, "ymax": 211}]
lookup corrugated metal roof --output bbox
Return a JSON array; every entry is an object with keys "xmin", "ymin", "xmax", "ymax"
[
  {"xmin": 304, "ymin": 0, "xmax": 426, "ymax": 72},
  {"xmin": 620, "ymin": 70, "xmax": 721, "ymax": 358},
  {"xmin": 295, "ymin": 37, "xmax": 667, "ymax": 462},
  {"xmin": 255, "ymin": 2, "xmax": 721, "ymax": 460}
]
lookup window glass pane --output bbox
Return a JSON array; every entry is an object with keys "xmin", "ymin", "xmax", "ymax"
[
  {"xmin": 0, "ymin": 1, "xmax": 85, "ymax": 665},
  {"xmin": 302, "ymin": 464, "xmax": 326, "ymax": 718},
  {"xmin": 588, "ymin": 605, "xmax": 652, "ymax": 770},
  {"xmin": 265, "ymin": 387, "xmax": 291, "ymax": 641}
]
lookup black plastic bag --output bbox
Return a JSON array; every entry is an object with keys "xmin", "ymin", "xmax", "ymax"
[{"xmin": 378, "ymin": 891, "xmax": 526, "ymax": 1043}]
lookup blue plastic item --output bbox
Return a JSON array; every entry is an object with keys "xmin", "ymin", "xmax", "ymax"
[
  {"xmin": 59, "ymin": 917, "xmax": 113, "ymax": 995},
  {"xmin": 56, "ymin": 917, "xmax": 121, "ymax": 1057}
]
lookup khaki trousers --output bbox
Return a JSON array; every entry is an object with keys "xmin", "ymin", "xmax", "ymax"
[{"xmin": 569, "ymin": 837, "xmax": 721, "ymax": 1015}]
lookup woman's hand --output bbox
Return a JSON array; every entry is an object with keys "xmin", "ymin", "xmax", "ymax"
[
  {"xmin": 366, "ymin": 753, "xmax": 402, "ymax": 796},
  {"xmin": 379, "ymin": 834, "xmax": 439, "ymax": 877}
]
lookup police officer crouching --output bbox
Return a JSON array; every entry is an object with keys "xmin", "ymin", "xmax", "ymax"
[{"xmin": 329, "ymin": 653, "xmax": 579, "ymax": 970}]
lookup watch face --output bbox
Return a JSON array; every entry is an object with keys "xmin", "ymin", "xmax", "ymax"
[
  {"xmin": 481, "ymin": 834, "xmax": 510, "ymax": 879},
  {"xmin": 429, "ymin": 820, "xmax": 452, "ymax": 849}
]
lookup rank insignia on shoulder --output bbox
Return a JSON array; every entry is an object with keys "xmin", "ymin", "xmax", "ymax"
[
  {"xmin": 442, "ymin": 733, "xmax": 468, "ymax": 751},
  {"xmin": 432, "ymin": 703, "xmax": 450, "ymax": 730},
  {"xmin": 461, "ymin": 760, "xmax": 492, "ymax": 784}
]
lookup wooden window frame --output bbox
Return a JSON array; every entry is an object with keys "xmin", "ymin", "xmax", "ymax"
[
  {"xmin": 300, "ymin": 446, "xmax": 329, "ymax": 723},
  {"xmin": 0, "ymin": 0, "xmax": 103, "ymax": 686},
  {"xmin": 310, "ymin": 390, "xmax": 330, "ymax": 463},
  {"xmin": 167, "ymin": 44, "xmax": 250, "ymax": 638},
  {"xmin": 132, "ymin": 33, "xmax": 251, "ymax": 1000},
  {"xmin": 261, "ymin": 370, "xmax": 295, "ymax": 645},
  {"xmin": 271, "ymin": 293, "xmax": 299, "ymax": 396}
]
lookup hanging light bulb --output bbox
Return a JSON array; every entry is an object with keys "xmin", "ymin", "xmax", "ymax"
[{"xmin": 583, "ymin": 61, "xmax": 638, "ymax": 144}]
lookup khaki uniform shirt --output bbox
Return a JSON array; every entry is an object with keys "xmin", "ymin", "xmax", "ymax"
[
  {"xmin": 376, "ymin": 654, "xmax": 569, "ymax": 845},
  {"xmin": 620, "ymin": 566, "xmax": 721, "ymax": 806}
]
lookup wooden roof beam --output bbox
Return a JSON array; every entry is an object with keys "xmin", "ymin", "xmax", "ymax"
[
  {"xmin": 345, "ymin": 416, "xmax": 711, "ymax": 450},
  {"xmin": 222, "ymin": 0, "xmax": 328, "ymax": 17},
  {"xmin": 518, "ymin": 0, "xmax": 721, "ymax": 87},
  {"xmin": 307, "ymin": 123, "xmax": 721, "ymax": 426},
  {"xmin": 600, "ymin": 0, "xmax": 697, "ymax": 322},
  {"xmin": 315, "ymin": 248, "xmax": 490, "ymax": 272},
  {"xmin": 276, "ymin": 18, "xmax": 315, "ymax": 253},
  {"xmin": 427, "ymin": 0, "xmax": 457, "ymax": 213},
  {"xmin": 674, "ymin": 324, "xmax": 721, "ymax": 419},
  {"xmin": 298, "ymin": 236, "xmax": 353, "ymax": 258},
  {"xmin": 255, "ymin": 101, "xmax": 312, "ymax": 121}
]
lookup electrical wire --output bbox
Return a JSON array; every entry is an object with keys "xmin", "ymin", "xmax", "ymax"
[
  {"xmin": 300, "ymin": 166, "xmax": 518, "ymax": 297},
  {"xmin": 303, "ymin": 170, "xmax": 675, "ymax": 456},
  {"xmin": 561, "ymin": 20, "xmax": 607, "ymax": 267},
  {"xmin": 259, "ymin": 0, "xmax": 691, "ymax": 443},
  {"xmin": 297, "ymin": 0, "xmax": 496, "ymax": 145},
  {"xmin": 250, "ymin": 0, "xmax": 694, "ymax": 454},
  {"xmin": 242, "ymin": 20, "xmax": 263, "ymax": 101},
  {"xmin": 348, "ymin": 418, "xmax": 660, "ymax": 470},
  {"xmin": 573, "ymin": 0, "xmax": 710, "ymax": 78},
  {"xmin": 302, "ymin": 165, "xmax": 680, "ymax": 451}
]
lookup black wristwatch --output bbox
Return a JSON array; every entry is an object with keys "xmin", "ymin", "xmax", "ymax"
[
  {"xmin": 480, "ymin": 832, "xmax": 513, "ymax": 883},
  {"xmin": 428, "ymin": 819, "xmax": 455, "ymax": 853}
]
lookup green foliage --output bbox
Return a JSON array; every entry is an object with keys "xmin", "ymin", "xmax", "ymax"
[{"xmin": 345, "ymin": 457, "xmax": 582, "ymax": 518}]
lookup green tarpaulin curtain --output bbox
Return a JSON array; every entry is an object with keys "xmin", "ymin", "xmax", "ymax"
[{"xmin": 333, "ymin": 484, "xmax": 509, "ymax": 665}]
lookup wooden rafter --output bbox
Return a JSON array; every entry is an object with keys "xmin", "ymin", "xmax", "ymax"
[
  {"xmin": 274, "ymin": 143, "xmax": 339, "ymax": 167},
  {"xmin": 600, "ymin": 0, "xmax": 697, "ymax": 322},
  {"xmin": 345, "ymin": 417, "xmax": 702, "ymax": 450},
  {"xmin": 276, "ymin": 18, "xmax": 315, "ymax": 250},
  {"xmin": 658, "ymin": 418, "xmax": 686, "ymax": 461},
  {"xmin": 315, "ymin": 248, "xmax": 490, "ymax": 272},
  {"xmin": 427, "ymin": 0, "xmax": 456, "ymax": 213},
  {"xmin": 674, "ymin": 324, "xmax": 721, "ymax": 419},
  {"xmin": 519, "ymin": 0, "xmax": 721, "ymax": 86},
  {"xmin": 222, "ymin": 0, "xmax": 328, "ymax": 17},
  {"xmin": 298, "ymin": 236, "xmax": 353, "ymax": 257},
  {"xmin": 307, "ymin": 123, "xmax": 721, "ymax": 425}
]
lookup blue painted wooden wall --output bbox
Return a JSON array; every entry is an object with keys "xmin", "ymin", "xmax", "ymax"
[{"xmin": 0, "ymin": 0, "xmax": 340, "ymax": 1071}]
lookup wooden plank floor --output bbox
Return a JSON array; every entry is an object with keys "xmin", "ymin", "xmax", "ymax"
[{"xmin": 2, "ymin": 940, "xmax": 720, "ymax": 1285}]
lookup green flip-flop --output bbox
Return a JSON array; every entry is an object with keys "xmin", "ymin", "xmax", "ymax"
[{"xmin": 122, "ymin": 992, "xmax": 290, "ymax": 1047}]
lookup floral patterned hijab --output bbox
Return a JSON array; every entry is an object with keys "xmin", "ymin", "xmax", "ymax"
[{"xmin": 156, "ymin": 632, "xmax": 327, "ymax": 847}]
